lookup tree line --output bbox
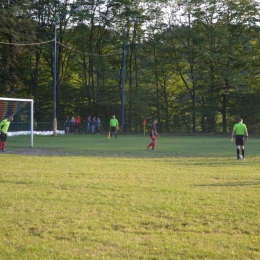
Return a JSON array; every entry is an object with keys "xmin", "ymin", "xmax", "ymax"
[{"xmin": 1, "ymin": 0, "xmax": 260, "ymax": 133}]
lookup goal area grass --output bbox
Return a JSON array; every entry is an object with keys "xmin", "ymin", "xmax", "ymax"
[{"xmin": 1, "ymin": 134, "xmax": 260, "ymax": 259}]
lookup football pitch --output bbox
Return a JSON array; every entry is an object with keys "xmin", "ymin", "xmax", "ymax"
[{"xmin": 1, "ymin": 134, "xmax": 260, "ymax": 259}]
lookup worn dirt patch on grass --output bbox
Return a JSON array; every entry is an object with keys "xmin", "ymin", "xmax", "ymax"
[{"xmin": 7, "ymin": 149, "xmax": 63, "ymax": 156}]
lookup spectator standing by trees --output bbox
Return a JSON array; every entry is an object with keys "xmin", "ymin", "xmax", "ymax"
[
  {"xmin": 70, "ymin": 116, "xmax": 75, "ymax": 134},
  {"xmin": 96, "ymin": 117, "xmax": 101, "ymax": 134},
  {"xmin": 64, "ymin": 117, "xmax": 70, "ymax": 134},
  {"xmin": 91, "ymin": 117, "xmax": 96, "ymax": 134},
  {"xmin": 86, "ymin": 116, "xmax": 91, "ymax": 134},
  {"xmin": 75, "ymin": 115, "xmax": 81, "ymax": 134}
]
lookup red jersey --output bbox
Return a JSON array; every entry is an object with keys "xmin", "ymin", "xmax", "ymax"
[{"xmin": 75, "ymin": 117, "xmax": 81, "ymax": 126}]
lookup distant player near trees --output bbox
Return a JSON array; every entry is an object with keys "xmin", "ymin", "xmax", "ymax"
[
  {"xmin": 231, "ymin": 118, "xmax": 248, "ymax": 160},
  {"xmin": 109, "ymin": 115, "xmax": 119, "ymax": 138},
  {"xmin": 0, "ymin": 116, "xmax": 13, "ymax": 152},
  {"xmin": 147, "ymin": 119, "xmax": 159, "ymax": 151}
]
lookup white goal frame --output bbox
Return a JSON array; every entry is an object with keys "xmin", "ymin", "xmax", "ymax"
[{"xmin": 0, "ymin": 97, "xmax": 34, "ymax": 147}]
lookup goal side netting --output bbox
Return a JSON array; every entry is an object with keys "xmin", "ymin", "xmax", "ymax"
[{"xmin": 0, "ymin": 97, "xmax": 34, "ymax": 147}]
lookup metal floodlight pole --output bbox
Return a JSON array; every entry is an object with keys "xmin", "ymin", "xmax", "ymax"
[
  {"xmin": 121, "ymin": 25, "xmax": 127, "ymax": 133},
  {"xmin": 53, "ymin": 19, "xmax": 58, "ymax": 136},
  {"xmin": 53, "ymin": 5, "xmax": 84, "ymax": 136},
  {"xmin": 121, "ymin": 18, "xmax": 137, "ymax": 133}
]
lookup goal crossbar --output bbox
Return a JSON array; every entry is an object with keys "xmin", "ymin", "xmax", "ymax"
[{"xmin": 0, "ymin": 97, "xmax": 34, "ymax": 147}]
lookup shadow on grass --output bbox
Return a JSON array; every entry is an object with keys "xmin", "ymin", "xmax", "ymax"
[{"xmin": 195, "ymin": 181, "xmax": 260, "ymax": 187}]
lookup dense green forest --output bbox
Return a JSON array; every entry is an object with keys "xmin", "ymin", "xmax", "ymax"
[{"xmin": 1, "ymin": 0, "xmax": 260, "ymax": 133}]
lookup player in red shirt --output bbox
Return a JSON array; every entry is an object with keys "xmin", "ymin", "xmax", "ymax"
[{"xmin": 146, "ymin": 119, "xmax": 159, "ymax": 151}]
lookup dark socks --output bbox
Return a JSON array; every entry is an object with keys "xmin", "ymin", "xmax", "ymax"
[{"xmin": 237, "ymin": 149, "xmax": 240, "ymax": 159}]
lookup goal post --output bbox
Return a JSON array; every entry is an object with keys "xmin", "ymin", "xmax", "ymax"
[{"xmin": 0, "ymin": 97, "xmax": 34, "ymax": 147}]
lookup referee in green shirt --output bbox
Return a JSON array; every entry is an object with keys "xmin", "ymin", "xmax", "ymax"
[
  {"xmin": 231, "ymin": 118, "xmax": 248, "ymax": 160},
  {"xmin": 109, "ymin": 115, "xmax": 119, "ymax": 138}
]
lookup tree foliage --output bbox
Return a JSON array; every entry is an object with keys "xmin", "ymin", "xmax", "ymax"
[{"xmin": 1, "ymin": 0, "xmax": 260, "ymax": 133}]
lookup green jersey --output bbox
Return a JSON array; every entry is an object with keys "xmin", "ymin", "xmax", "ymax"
[
  {"xmin": 233, "ymin": 122, "xmax": 247, "ymax": 135},
  {"xmin": 0, "ymin": 118, "xmax": 11, "ymax": 134},
  {"xmin": 110, "ymin": 118, "xmax": 118, "ymax": 127}
]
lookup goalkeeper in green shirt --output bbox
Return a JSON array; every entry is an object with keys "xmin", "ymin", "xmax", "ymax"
[
  {"xmin": 0, "ymin": 116, "xmax": 13, "ymax": 152},
  {"xmin": 109, "ymin": 115, "xmax": 119, "ymax": 138},
  {"xmin": 231, "ymin": 118, "xmax": 248, "ymax": 160}
]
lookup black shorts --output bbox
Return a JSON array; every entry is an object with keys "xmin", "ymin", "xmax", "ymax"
[
  {"xmin": 0, "ymin": 132, "xmax": 7, "ymax": 142},
  {"xmin": 110, "ymin": 126, "xmax": 117, "ymax": 133},
  {"xmin": 235, "ymin": 135, "xmax": 244, "ymax": 146}
]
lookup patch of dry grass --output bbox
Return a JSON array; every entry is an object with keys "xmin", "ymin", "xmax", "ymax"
[{"xmin": 0, "ymin": 135, "xmax": 260, "ymax": 259}]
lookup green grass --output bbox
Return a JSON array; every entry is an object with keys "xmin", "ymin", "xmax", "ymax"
[{"xmin": 1, "ymin": 134, "xmax": 260, "ymax": 259}]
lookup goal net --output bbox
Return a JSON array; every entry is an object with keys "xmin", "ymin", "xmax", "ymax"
[{"xmin": 0, "ymin": 97, "xmax": 34, "ymax": 147}]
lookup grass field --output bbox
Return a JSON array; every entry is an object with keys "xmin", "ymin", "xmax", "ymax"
[{"xmin": 1, "ymin": 134, "xmax": 260, "ymax": 259}]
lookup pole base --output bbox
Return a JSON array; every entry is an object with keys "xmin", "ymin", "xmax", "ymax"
[{"xmin": 53, "ymin": 118, "xmax": 57, "ymax": 136}]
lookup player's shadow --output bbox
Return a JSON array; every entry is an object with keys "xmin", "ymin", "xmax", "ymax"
[{"xmin": 194, "ymin": 181, "xmax": 260, "ymax": 187}]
